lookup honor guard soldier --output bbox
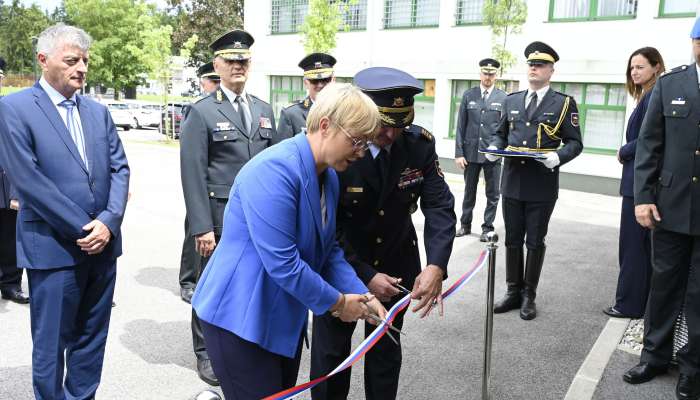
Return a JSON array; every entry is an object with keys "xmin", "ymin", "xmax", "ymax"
[
  {"xmin": 623, "ymin": 18, "xmax": 700, "ymax": 400},
  {"xmin": 179, "ymin": 62, "xmax": 221, "ymax": 304},
  {"xmin": 180, "ymin": 29, "xmax": 279, "ymax": 386},
  {"xmin": 486, "ymin": 41, "xmax": 582, "ymax": 320},
  {"xmin": 455, "ymin": 58, "xmax": 507, "ymax": 241},
  {"xmin": 277, "ymin": 52, "xmax": 336, "ymax": 139},
  {"xmin": 310, "ymin": 67, "xmax": 456, "ymax": 400}
]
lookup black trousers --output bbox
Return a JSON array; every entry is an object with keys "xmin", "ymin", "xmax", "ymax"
[
  {"xmin": 310, "ymin": 303, "xmax": 406, "ymax": 400},
  {"xmin": 502, "ymin": 197, "xmax": 556, "ymax": 249},
  {"xmin": 192, "ymin": 237, "xmax": 217, "ymax": 361},
  {"xmin": 641, "ymin": 227, "xmax": 700, "ymax": 375},
  {"xmin": 201, "ymin": 320, "xmax": 302, "ymax": 399},
  {"xmin": 613, "ymin": 196, "xmax": 652, "ymax": 316},
  {"xmin": 0, "ymin": 208, "xmax": 22, "ymax": 291},
  {"xmin": 179, "ymin": 216, "xmax": 198, "ymax": 289},
  {"xmin": 460, "ymin": 161, "xmax": 501, "ymax": 232}
]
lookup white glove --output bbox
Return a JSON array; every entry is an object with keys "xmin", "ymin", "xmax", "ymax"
[
  {"xmin": 484, "ymin": 145, "xmax": 500, "ymax": 162},
  {"xmin": 537, "ymin": 152, "xmax": 560, "ymax": 169}
]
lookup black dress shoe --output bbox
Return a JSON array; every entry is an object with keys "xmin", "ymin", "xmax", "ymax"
[
  {"xmin": 197, "ymin": 359, "xmax": 220, "ymax": 386},
  {"xmin": 1, "ymin": 289, "xmax": 29, "ymax": 304},
  {"xmin": 677, "ymin": 374, "xmax": 700, "ymax": 400},
  {"xmin": 623, "ymin": 363, "xmax": 668, "ymax": 384},
  {"xmin": 181, "ymin": 287, "xmax": 195, "ymax": 304},
  {"xmin": 603, "ymin": 306, "xmax": 641, "ymax": 319},
  {"xmin": 455, "ymin": 226, "xmax": 471, "ymax": 237}
]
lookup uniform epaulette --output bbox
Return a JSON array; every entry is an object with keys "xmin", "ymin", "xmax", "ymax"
[
  {"xmin": 404, "ymin": 124, "xmax": 434, "ymax": 142},
  {"xmin": 507, "ymin": 89, "xmax": 527, "ymax": 97},
  {"xmin": 249, "ymin": 94, "xmax": 270, "ymax": 105},
  {"xmin": 192, "ymin": 96, "xmax": 206, "ymax": 104},
  {"xmin": 660, "ymin": 65, "xmax": 688, "ymax": 78},
  {"xmin": 282, "ymin": 101, "xmax": 299, "ymax": 110}
]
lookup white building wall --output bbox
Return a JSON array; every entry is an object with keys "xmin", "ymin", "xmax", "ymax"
[{"xmin": 244, "ymin": 0, "xmax": 697, "ymax": 179}]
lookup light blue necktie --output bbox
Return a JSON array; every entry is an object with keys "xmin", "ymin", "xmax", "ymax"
[{"xmin": 59, "ymin": 99, "xmax": 88, "ymax": 169}]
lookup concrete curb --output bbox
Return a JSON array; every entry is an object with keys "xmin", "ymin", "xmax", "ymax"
[{"xmin": 564, "ymin": 318, "xmax": 630, "ymax": 400}]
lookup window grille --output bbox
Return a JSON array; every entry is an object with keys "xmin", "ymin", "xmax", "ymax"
[
  {"xmin": 384, "ymin": 0, "xmax": 441, "ymax": 29},
  {"xmin": 455, "ymin": 0, "xmax": 485, "ymax": 25}
]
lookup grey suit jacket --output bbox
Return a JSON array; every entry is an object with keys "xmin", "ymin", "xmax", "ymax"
[{"xmin": 455, "ymin": 86, "xmax": 507, "ymax": 163}]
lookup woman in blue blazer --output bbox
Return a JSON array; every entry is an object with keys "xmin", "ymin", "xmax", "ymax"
[
  {"xmin": 604, "ymin": 47, "xmax": 665, "ymax": 319},
  {"xmin": 192, "ymin": 83, "xmax": 386, "ymax": 398}
]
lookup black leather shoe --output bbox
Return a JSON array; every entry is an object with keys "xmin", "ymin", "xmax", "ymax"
[
  {"xmin": 1, "ymin": 289, "xmax": 29, "ymax": 304},
  {"xmin": 455, "ymin": 226, "xmax": 470, "ymax": 237},
  {"xmin": 677, "ymin": 374, "xmax": 700, "ymax": 400},
  {"xmin": 520, "ymin": 290, "xmax": 537, "ymax": 320},
  {"xmin": 603, "ymin": 306, "xmax": 641, "ymax": 319},
  {"xmin": 493, "ymin": 289, "xmax": 521, "ymax": 313},
  {"xmin": 181, "ymin": 287, "xmax": 195, "ymax": 304},
  {"xmin": 623, "ymin": 363, "xmax": 668, "ymax": 384},
  {"xmin": 197, "ymin": 359, "xmax": 220, "ymax": 386}
]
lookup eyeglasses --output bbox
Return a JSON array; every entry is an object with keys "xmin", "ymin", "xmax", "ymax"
[{"xmin": 331, "ymin": 120, "xmax": 370, "ymax": 152}]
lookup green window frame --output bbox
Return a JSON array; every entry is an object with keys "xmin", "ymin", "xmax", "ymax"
[
  {"xmin": 658, "ymin": 0, "xmax": 697, "ymax": 18},
  {"xmin": 412, "ymin": 79, "xmax": 436, "ymax": 132},
  {"xmin": 384, "ymin": 0, "xmax": 441, "ymax": 29},
  {"xmin": 548, "ymin": 0, "xmax": 638, "ymax": 22},
  {"xmin": 269, "ymin": 76, "xmax": 354, "ymax": 121},
  {"xmin": 271, "ymin": 0, "xmax": 368, "ymax": 34},
  {"xmin": 550, "ymin": 82, "xmax": 626, "ymax": 155},
  {"xmin": 448, "ymin": 79, "xmax": 518, "ymax": 139},
  {"xmin": 455, "ymin": 0, "xmax": 485, "ymax": 26}
]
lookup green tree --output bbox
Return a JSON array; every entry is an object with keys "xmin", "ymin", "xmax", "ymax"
[
  {"xmin": 483, "ymin": 0, "xmax": 527, "ymax": 75},
  {"xmin": 167, "ymin": 0, "xmax": 243, "ymax": 67},
  {"xmin": 0, "ymin": 0, "xmax": 50, "ymax": 73},
  {"xmin": 300, "ymin": 0, "xmax": 357, "ymax": 54},
  {"xmin": 65, "ymin": 0, "xmax": 172, "ymax": 99}
]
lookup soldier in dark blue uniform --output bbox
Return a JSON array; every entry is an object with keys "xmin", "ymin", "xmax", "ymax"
[
  {"xmin": 180, "ymin": 29, "xmax": 280, "ymax": 386},
  {"xmin": 455, "ymin": 58, "xmax": 507, "ymax": 242},
  {"xmin": 310, "ymin": 67, "xmax": 456, "ymax": 400},
  {"xmin": 0, "ymin": 56, "xmax": 29, "ymax": 305},
  {"xmin": 623, "ymin": 19, "xmax": 700, "ymax": 400},
  {"xmin": 487, "ymin": 42, "xmax": 582, "ymax": 321},
  {"xmin": 277, "ymin": 53, "xmax": 336, "ymax": 139},
  {"xmin": 179, "ymin": 61, "xmax": 220, "ymax": 304}
]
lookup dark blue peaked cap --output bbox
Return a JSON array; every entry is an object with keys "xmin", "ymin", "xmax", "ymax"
[
  {"xmin": 354, "ymin": 67, "xmax": 423, "ymax": 127},
  {"xmin": 692, "ymin": 16, "xmax": 700, "ymax": 39}
]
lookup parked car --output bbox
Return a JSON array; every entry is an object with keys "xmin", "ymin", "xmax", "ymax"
[
  {"xmin": 123, "ymin": 101, "xmax": 161, "ymax": 128},
  {"xmin": 160, "ymin": 102, "xmax": 188, "ymax": 139},
  {"xmin": 106, "ymin": 102, "xmax": 137, "ymax": 131}
]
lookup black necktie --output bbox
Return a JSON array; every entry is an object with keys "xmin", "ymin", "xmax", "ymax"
[
  {"xmin": 376, "ymin": 148, "xmax": 389, "ymax": 188},
  {"xmin": 235, "ymin": 95, "xmax": 250, "ymax": 135},
  {"xmin": 526, "ymin": 92, "xmax": 538, "ymax": 120},
  {"xmin": 482, "ymin": 90, "xmax": 488, "ymax": 102}
]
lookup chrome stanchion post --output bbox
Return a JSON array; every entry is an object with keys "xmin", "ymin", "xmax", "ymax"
[{"xmin": 482, "ymin": 231, "xmax": 498, "ymax": 400}]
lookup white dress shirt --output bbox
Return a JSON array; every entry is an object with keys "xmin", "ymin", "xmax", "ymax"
[{"xmin": 525, "ymin": 85, "xmax": 550, "ymax": 109}]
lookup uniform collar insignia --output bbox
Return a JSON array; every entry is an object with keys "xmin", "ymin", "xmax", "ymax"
[{"xmin": 216, "ymin": 90, "xmax": 223, "ymax": 102}]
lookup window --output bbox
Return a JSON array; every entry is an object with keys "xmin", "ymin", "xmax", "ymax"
[
  {"xmin": 271, "ymin": 0, "xmax": 308, "ymax": 34},
  {"xmin": 550, "ymin": 82, "xmax": 626, "ymax": 154},
  {"xmin": 549, "ymin": 0, "xmax": 637, "ymax": 21},
  {"xmin": 455, "ymin": 0, "xmax": 485, "ymax": 25},
  {"xmin": 384, "ymin": 0, "xmax": 440, "ymax": 29},
  {"xmin": 448, "ymin": 79, "xmax": 519, "ymax": 139},
  {"xmin": 340, "ymin": 0, "xmax": 368, "ymax": 30},
  {"xmin": 412, "ymin": 79, "xmax": 436, "ymax": 132},
  {"xmin": 270, "ymin": 76, "xmax": 306, "ymax": 120},
  {"xmin": 659, "ymin": 0, "xmax": 697, "ymax": 17}
]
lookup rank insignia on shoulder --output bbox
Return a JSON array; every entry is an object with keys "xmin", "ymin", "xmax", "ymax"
[
  {"xmin": 571, "ymin": 113, "xmax": 580, "ymax": 127},
  {"xmin": 435, "ymin": 160, "xmax": 444, "ymax": 179},
  {"xmin": 303, "ymin": 98, "xmax": 310, "ymax": 108},
  {"xmin": 259, "ymin": 117, "xmax": 272, "ymax": 129},
  {"xmin": 421, "ymin": 128, "xmax": 433, "ymax": 141},
  {"xmin": 216, "ymin": 90, "xmax": 223, "ymax": 102},
  {"xmin": 346, "ymin": 187, "xmax": 363, "ymax": 193}
]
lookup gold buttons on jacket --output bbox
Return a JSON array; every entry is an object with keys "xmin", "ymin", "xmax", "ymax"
[
  {"xmin": 694, "ymin": 177, "xmax": 698, "ymax": 183},
  {"xmin": 695, "ymin": 150, "xmax": 700, "ymax": 156},
  {"xmin": 376, "ymin": 237, "xmax": 383, "ymax": 244},
  {"xmin": 521, "ymin": 161, "xmax": 525, "ymax": 164},
  {"xmin": 378, "ymin": 210, "xmax": 385, "ymax": 216},
  {"xmin": 209, "ymin": 192, "xmax": 215, "ymax": 197},
  {"xmin": 525, "ymin": 122, "xmax": 531, "ymax": 127}
]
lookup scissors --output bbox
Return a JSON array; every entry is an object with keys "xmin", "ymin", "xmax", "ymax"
[
  {"xmin": 392, "ymin": 282, "xmax": 412, "ymax": 296},
  {"xmin": 366, "ymin": 313, "xmax": 403, "ymax": 345}
]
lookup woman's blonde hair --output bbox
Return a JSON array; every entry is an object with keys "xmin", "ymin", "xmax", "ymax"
[{"xmin": 306, "ymin": 83, "xmax": 380, "ymax": 141}]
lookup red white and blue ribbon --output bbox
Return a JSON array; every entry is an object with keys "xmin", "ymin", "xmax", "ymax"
[{"xmin": 264, "ymin": 250, "xmax": 488, "ymax": 400}]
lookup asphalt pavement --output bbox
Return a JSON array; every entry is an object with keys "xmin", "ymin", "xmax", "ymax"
[{"xmin": 0, "ymin": 129, "xmax": 677, "ymax": 399}]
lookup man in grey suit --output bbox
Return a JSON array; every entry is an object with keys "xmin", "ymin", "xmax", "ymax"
[
  {"xmin": 623, "ymin": 18, "xmax": 700, "ymax": 400},
  {"xmin": 454, "ymin": 58, "xmax": 507, "ymax": 242},
  {"xmin": 180, "ymin": 29, "xmax": 279, "ymax": 386}
]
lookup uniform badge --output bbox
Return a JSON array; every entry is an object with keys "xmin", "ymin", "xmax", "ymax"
[
  {"xmin": 435, "ymin": 160, "xmax": 444, "ymax": 179},
  {"xmin": 392, "ymin": 97, "xmax": 405, "ymax": 107},
  {"xmin": 671, "ymin": 98, "xmax": 686, "ymax": 105},
  {"xmin": 398, "ymin": 168, "xmax": 424, "ymax": 189},
  {"xmin": 216, "ymin": 122, "xmax": 231, "ymax": 130},
  {"xmin": 233, "ymin": 41, "xmax": 242, "ymax": 49},
  {"xmin": 259, "ymin": 117, "xmax": 272, "ymax": 129},
  {"xmin": 314, "ymin": 61, "xmax": 323, "ymax": 68},
  {"xmin": 510, "ymin": 110, "xmax": 520, "ymax": 115},
  {"xmin": 571, "ymin": 113, "xmax": 580, "ymax": 127},
  {"xmin": 468, "ymin": 101, "xmax": 477, "ymax": 106},
  {"xmin": 346, "ymin": 187, "xmax": 363, "ymax": 193}
]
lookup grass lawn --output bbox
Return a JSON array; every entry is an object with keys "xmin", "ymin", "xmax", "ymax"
[{"xmin": 0, "ymin": 86, "xmax": 26, "ymax": 96}]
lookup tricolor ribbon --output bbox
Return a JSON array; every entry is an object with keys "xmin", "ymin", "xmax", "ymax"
[{"xmin": 264, "ymin": 250, "xmax": 489, "ymax": 400}]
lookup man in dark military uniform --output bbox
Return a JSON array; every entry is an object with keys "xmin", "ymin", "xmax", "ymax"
[
  {"xmin": 487, "ymin": 42, "xmax": 582, "ymax": 321},
  {"xmin": 277, "ymin": 52, "xmax": 336, "ymax": 139},
  {"xmin": 623, "ymin": 19, "xmax": 700, "ymax": 400},
  {"xmin": 455, "ymin": 58, "xmax": 507, "ymax": 242},
  {"xmin": 179, "ymin": 61, "xmax": 220, "ymax": 304},
  {"xmin": 0, "ymin": 56, "xmax": 29, "ymax": 305},
  {"xmin": 180, "ymin": 29, "xmax": 279, "ymax": 386},
  {"xmin": 310, "ymin": 67, "xmax": 456, "ymax": 400}
]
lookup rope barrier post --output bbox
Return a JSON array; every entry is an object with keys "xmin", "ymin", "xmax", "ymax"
[{"xmin": 482, "ymin": 231, "xmax": 498, "ymax": 400}]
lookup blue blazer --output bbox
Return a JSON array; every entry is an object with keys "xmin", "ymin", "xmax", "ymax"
[
  {"xmin": 0, "ymin": 83, "xmax": 130, "ymax": 269},
  {"xmin": 192, "ymin": 134, "xmax": 368, "ymax": 358},
  {"xmin": 619, "ymin": 90, "xmax": 652, "ymax": 197}
]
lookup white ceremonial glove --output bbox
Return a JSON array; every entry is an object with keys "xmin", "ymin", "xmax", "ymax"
[
  {"xmin": 537, "ymin": 152, "xmax": 560, "ymax": 169},
  {"xmin": 484, "ymin": 145, "xmax": 500, "ymax": 162}
]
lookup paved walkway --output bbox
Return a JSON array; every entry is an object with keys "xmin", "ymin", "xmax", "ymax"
[{"xmin": 0, "ymin": 132, "xmax": 677, "ymax": 399}]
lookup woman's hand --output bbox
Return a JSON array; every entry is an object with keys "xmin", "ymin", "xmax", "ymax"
[
  {"xmin": 333, "ymin": 294, "xmax": 370, "ymax": 323},
  {"xmin": 364, "ymin": 295, "xmax": 388, "ymax": 326}
]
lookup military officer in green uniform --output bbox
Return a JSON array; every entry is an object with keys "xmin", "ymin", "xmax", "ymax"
[
  {"xmin": 277, "ymin": 53, "xmax": 336, "ymax": 139},
  {"xmin": 487, "ymin": 41, "xmax": 583, "ymax": 321},
  {"xmin": 180, "ymin": 29, "xmax": 280, "ymax": 386},
  {"xmin": 310, "ymin": 67, "xmax": 456, "ymax": 400},
  {"xmin": 179, "ymin": 61, "xmax": 220, "ymax": 304}
]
